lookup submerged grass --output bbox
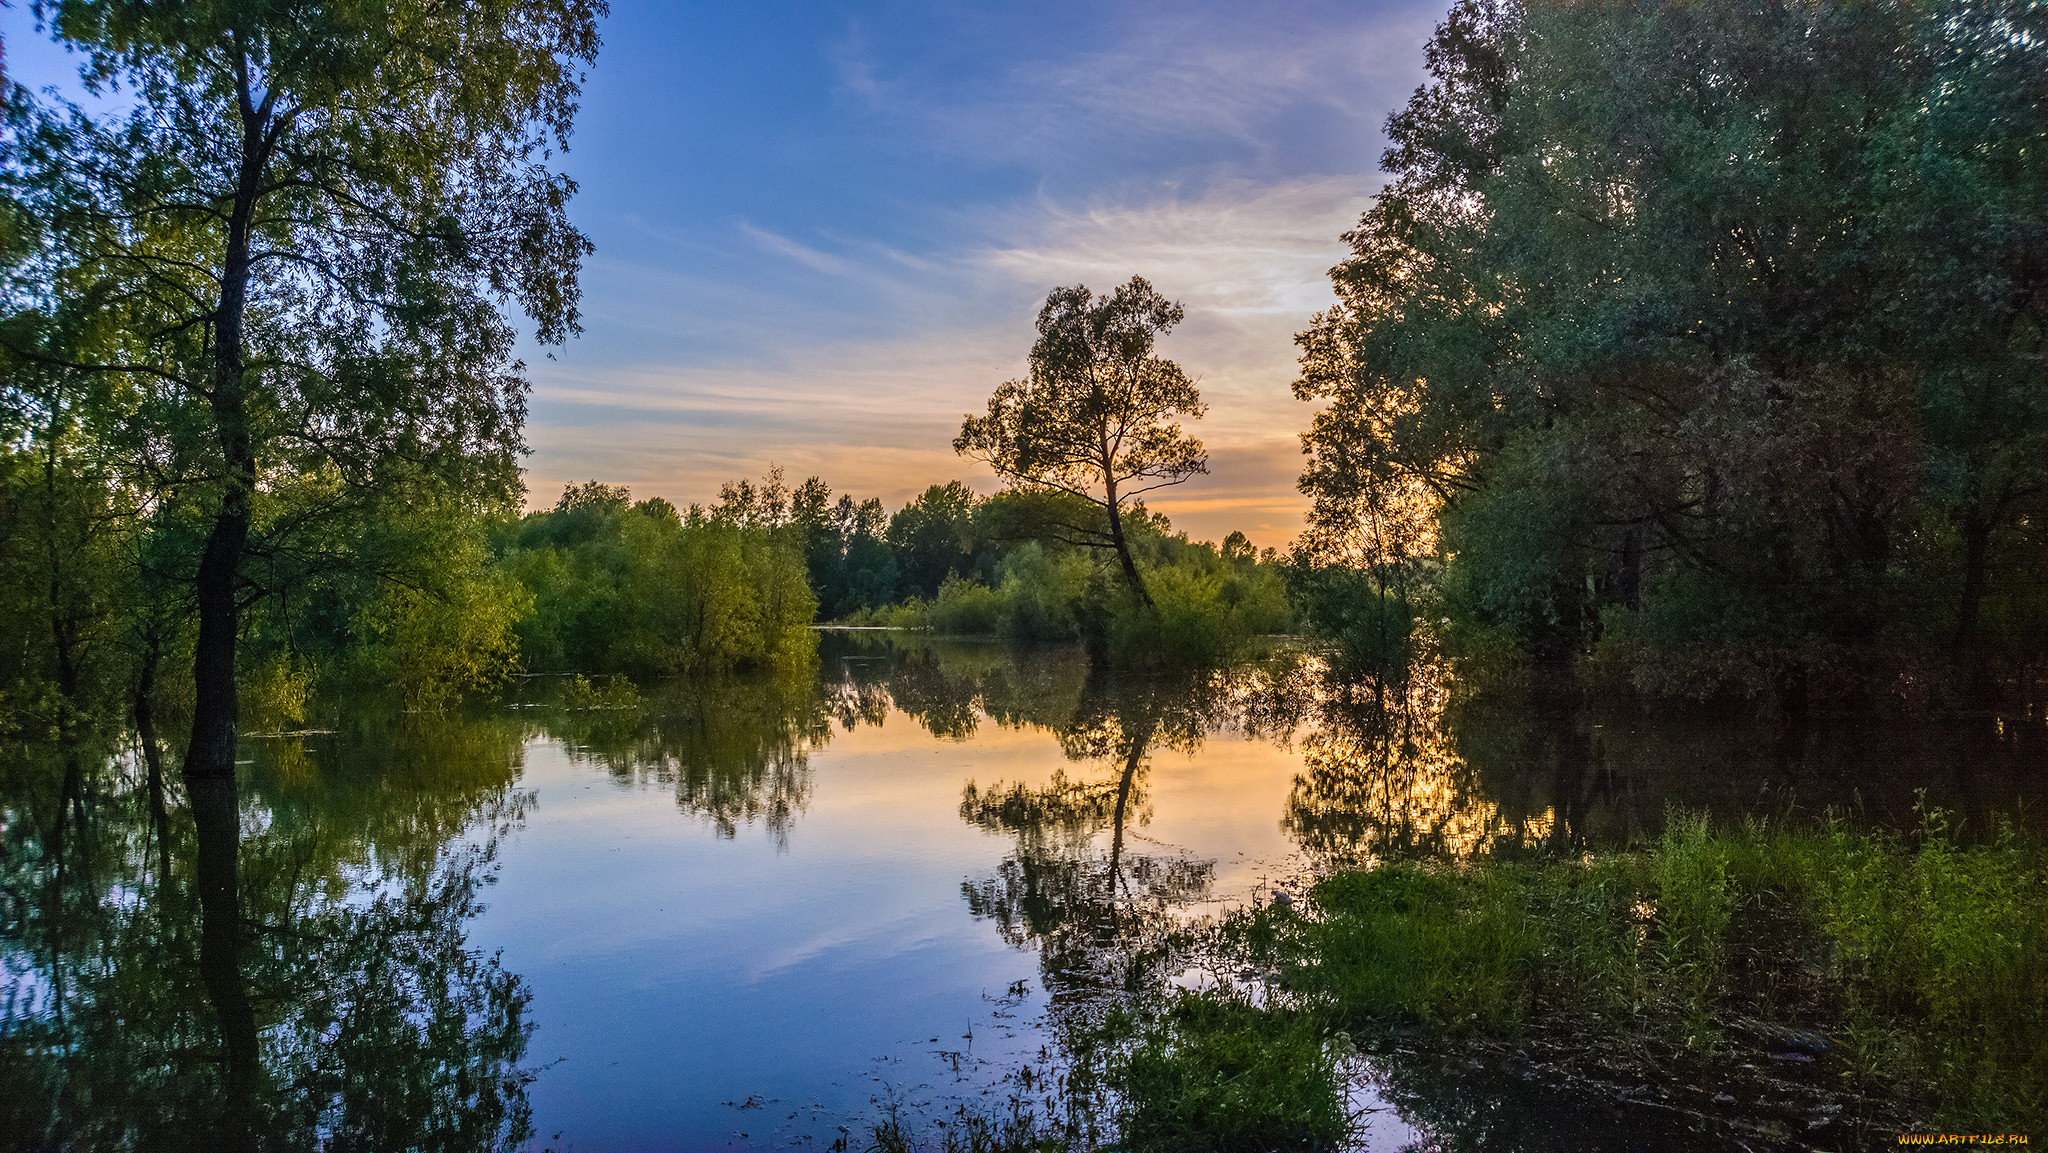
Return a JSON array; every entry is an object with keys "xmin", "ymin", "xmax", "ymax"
[
  {"xmin": 1096, "ymin": 993, "xmax": 1348, "ymax": 1152},
  {"xmin": 1226, "ymin": 807, "xmax": 2048, "ymax": 1133},
  {"xmin": 858, "ymin": 993, "xmax": 1347, "ymax": 1153},
  {"xmin": 865, "ymin": 808, "xmax": 2043, "ymax": 1150}
]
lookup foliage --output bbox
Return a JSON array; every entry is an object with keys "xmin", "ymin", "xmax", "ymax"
[
  {"xmin": 1226, "ymin": 812, "xmax": 2048, "ymax": 1132},
  {"xmin": 0, "ymin": 0, "xmax": 603, "ymax": 783},
  {"xmin": 1284, "ymin": 562, "xmax": 1419, "ymax": 677},
  {"xmin": 801, "ymin": 471, "xmax": 1293, "ymax": 668},
  {"xmin": 498, "ymin": 480, "xmax": 818, "ymax": 676},
  {"xmin": 958, "ymin": 277, "xmax": 1207, "ymax": 606},
  {"xmin": 1097, "ymin": 993, "xmax": 1347, "ymax": 1153},
  {"xmin": 889, "ymin": 481, "xmax": 981, "ymax": 599},
  {"xmin": 1105, "ymin": 556, "xmax": 1291, "ymax": 668},
  {"xmin": 1294, "ymin": 0, "xmax": 2048, "ymax": 693}
]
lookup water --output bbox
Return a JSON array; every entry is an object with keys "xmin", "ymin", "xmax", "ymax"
[{"xmin": 5, "ymin": 633, "xmax": 2044, "ymax": 1150}]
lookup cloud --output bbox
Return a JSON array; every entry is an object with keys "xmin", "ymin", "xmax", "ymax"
[
  {"xmin": 970, "ymin": 175, "xmax": 1378, "ymax": 415},
  {"xmin": 526, "ymin": 175, "xmax": 1364, "ymax": 545},
  {"xmin": 521, "ymin": 0, "xmax": 1442, "ymax": 546},
  {"xmin": 737, "ymin": 221, "xmax": 859, "ymax": 277},
  {"xmin": 830, "ymin": 1, "xmax": 1439, "ymax": 180}
]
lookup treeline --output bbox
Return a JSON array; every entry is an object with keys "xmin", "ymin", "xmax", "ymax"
[
  {"xmin": 0, "ymin": 443, "xmax": 1293, "ymax": 737},
  {"xmin": 1293, "ymin": 0, "xmax": 2048, "ymax": 699},
  {"xmin": 0, "ymin": 452, "xmax": 534, "ymax": 726},
  {"xmin": 498, "ymin": 480, "xmax": 814, "ymax": 677},
  {"xmin": 503, "ymin": 468, "xmax": 1294, "ymax": 672}
]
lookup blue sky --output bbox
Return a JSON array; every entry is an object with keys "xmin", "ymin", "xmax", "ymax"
[{"xmin": 4, "ymin": 0, "xmax": 1442, "ymax": 546}]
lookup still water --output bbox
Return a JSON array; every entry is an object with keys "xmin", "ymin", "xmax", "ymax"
[{"xmin": 5, "ymin": 633, "xmax": 2045, "ymax": 1150}]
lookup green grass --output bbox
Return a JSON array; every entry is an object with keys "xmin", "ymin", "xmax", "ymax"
[
  {"xmin": 1225, "ymin": 809, "xmax": 2047, "ymax": 1131},
  {"xmin": 875, "ymin": 810, "xmax": 2045, "ymax": 1150},
  {"xmin": 1097, "ymin": 992, "xmax": 1347, "ymax": 1153}
]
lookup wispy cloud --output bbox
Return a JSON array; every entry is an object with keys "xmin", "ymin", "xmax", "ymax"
[
  {"xmin": 529, "ymin": 175, "xmax": 1370, "ymax": 545},
  {"xmin": 831, "ymin": 1, "xmax": 1438, "ymax": 180},
  {"xmin": 738, "ymin": 222, "xmax": 859, "ymax": 276},
  {"xmin": 520, "ymin": 1, "xmax": 1440, "ymax": 545}
]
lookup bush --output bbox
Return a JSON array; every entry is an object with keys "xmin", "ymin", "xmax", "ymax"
[
  {"xmin": 929, "ymin": 574, "xmax": 1004, "ymax": 635},
  {"xmin": 499, "ymin": 496, "xmax": 817, "ymax": 675}
]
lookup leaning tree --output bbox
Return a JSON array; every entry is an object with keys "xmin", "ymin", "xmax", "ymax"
[{"xmin": 957, "ymin": 276, "xmax": 1206, "ymax": 607}]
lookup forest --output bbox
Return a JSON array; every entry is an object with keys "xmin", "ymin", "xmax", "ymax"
[
  {"xmin": 7, "ymin": 0, "xmax": 2045, "ymax": 741},
  {"xmin": 3, "ymin": 0, "xmax": 2046, "ymax": 1148}
]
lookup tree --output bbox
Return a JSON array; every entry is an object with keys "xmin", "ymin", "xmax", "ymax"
[
  {"xmin": 5, "ymin": 0, "xmax": 601, "ymax": 782},
  {"xmin": 1295, "ymin": 0, "xmax": 2048, "ymax": 686},
  {"xmin": 887, "ymin": 480, "xmax": 978, "ymax": 599},
  {"xmin": 957, "ymin": 276, "xmax": 1207, "ymax": 608},
  {"xmin": 2, "ymin": 4, "xmax": 602, "ymax": 1141}
]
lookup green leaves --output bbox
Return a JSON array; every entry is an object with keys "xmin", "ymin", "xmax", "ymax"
[
  {"xmin": 959, "ymin": 276, "xmax": 1208, "ymax": 605},
  {"xmin": 1298, "ymin": 0, "xmax": 2048, "ymax": 685}
]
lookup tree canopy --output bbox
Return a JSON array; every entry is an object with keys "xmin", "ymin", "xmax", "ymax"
[
  {"xmin": 958, "ymin": 276, "xmax": 1208, "ymax": 607},
  {"xmin": 1, "ymin": 0, "xmax": 605, "ymax": 781},
  {"xmin": 1296, "ymin": 0, "xmax": 2048, "ymax": 690}
]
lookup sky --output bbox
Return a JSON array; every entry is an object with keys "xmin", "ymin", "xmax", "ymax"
[{"xmin": 2, "ymin": 0, "xmax": 1443, "ymax": 548}]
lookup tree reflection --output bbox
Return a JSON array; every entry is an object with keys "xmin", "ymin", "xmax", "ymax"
[
  {"xmin": 955, "ymin": 665, "xmax": 1231, "ymax": 1001},
  {"xmin": 1266, "ymin": 660, "xmax": 1557, "ymax": 867},
  {"xmin": 1, "ymin": 709, "xmax": 538, "ymax": 1152},
  {"xmin": 537, "ymin": 671, "xmax": 830, "ymax": 847}
]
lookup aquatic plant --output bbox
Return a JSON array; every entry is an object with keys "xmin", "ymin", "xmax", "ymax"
[{"xmin": 1213, "ymin": 812, "xmax": 2047, "ymax": 1135}]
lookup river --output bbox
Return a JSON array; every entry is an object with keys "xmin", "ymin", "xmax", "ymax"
[{"xmin": 4, "ymin": 632, "xmax": 2042, "ymax": 1149}]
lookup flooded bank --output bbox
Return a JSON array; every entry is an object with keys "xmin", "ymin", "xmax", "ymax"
[{"xmin": 4, "ymin": 634, "xmax": 2043, "ymax": 1149}]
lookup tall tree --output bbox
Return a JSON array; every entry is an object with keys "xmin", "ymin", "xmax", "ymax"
[
  {"xmin": 2, "ymin": 3, "xmax": 603, "ymax": 1142},
  {"xmin": 887, "ymin": 480, "xmax": 978, "ymax": 599},
  {"xmin": 957, "ymin": 276, "xmax": 1206, "ymax": 607},
  {"xmin": 4, "ymin": 0, "xmax": 601, "ymax": 778},
  {"xmin": 1296, "ymin": 0, "xmax": 2048, "ymax": 683}
]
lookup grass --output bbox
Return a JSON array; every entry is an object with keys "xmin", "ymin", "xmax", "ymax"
[
  {"xmin": 866, "ymin": 808, "xmax": 2045, "ymax": 1150},
  {"xmin": 1223, "ymin": 807, "xmax": 2048, "ymax": 1133},
  {"xmin": 860, "ymin": 1098, "xmax": 1072, "ymax": 1153},
  {"xmin": 1096, "ymin": 993, "xmax": 1348, "ymax": 1153},
  {"xmin": 853, "ymin": 992, "xmax": 1347, "ymax": 1153}
]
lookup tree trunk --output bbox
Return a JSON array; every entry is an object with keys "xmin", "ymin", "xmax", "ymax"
[
  {"xmin": 1954, "ymin": 508, "xmax": 1990, "ymax": 662},
  {"xmin": 180, "ymin": 73, "xmax": 271, "ymax": 1153},
  {"xmin": 1104, "ymin": 494, "xmax": 1152, "ymax": 609},
  {"xmin": 181, "ymin": 101, "xmax": 264, "ymax": 789}
]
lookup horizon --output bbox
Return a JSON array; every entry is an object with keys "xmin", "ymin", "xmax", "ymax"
[{"xmin": 1, "ymin": 0, "xmax": 1439, "ymax": 547}]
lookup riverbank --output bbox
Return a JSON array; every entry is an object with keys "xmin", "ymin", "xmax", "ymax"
[{"xmin": 1129, "ymin": 811, "xmax": 2047, "ymax": 1149}]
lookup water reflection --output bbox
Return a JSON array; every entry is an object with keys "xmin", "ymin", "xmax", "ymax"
[
  {"xmin": 7, "ymin": 637, "xmax": 2045, "ymax": 1149},
  {"xmin": 534, "ymin": 673, "xmax": 829, "ymax": 846},
  {"xmin": 1264, "ymin": 661, "xmax": 1541, "ymax": 866},
  {"xmin": 959, "ymin": 665, "xmax": 1228, "ymax": 1000},
  {"xmin": 2, "ymin": 710, "xmax": 536, "ymax": 1152}
]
